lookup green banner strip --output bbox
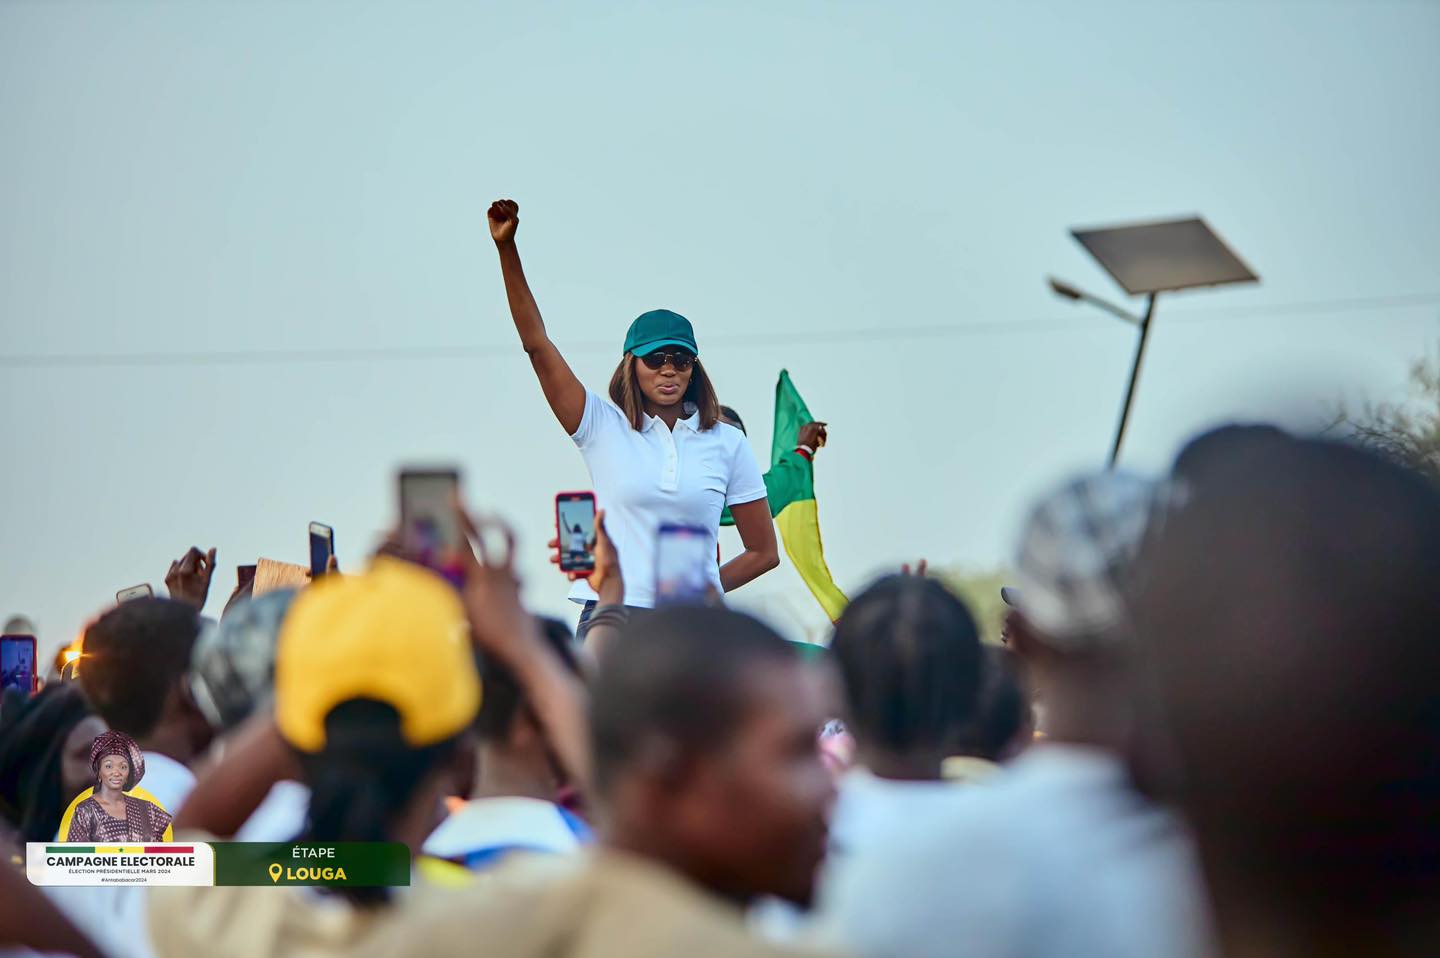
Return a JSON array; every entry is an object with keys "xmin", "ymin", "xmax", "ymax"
[
  {"xmin": 47, "ymin": 846, "xmax": 93, "ymax": 853},
  {"xmin": 213, "ymin": 843, "xmax": 410, "ymax": 888}
]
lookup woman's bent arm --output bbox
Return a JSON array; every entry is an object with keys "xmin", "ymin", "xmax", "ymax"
[{"xmin": 721, "ymin": 498, "xmax": 781, "ymax": 592}]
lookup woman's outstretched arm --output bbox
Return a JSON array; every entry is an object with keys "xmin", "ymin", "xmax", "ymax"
[{"xmin": 488, "ymin": 199, "xmax": 587, "ymax": 435}]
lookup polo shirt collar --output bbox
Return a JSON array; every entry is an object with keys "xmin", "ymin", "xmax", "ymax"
[{"xmin": 643, "ymin": 402, "xmax": 700, "ymax": 433}]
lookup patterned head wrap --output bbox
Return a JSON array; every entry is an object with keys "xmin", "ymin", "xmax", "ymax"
[{"xmin": 89, "ymin": 729, "xmax": 145, "ymax": 787}]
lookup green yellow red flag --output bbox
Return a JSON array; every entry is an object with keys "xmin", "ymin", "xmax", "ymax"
[{"xmin": 722, "ymin": 370, "xmax": 848, "ymax": 620}]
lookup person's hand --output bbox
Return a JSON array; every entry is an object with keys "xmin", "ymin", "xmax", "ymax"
[
  {"xmin": 461, "ymin": 505, "xmax": 592, "ymax": 794},
  {"xmin": 166, "ymin": 547, "xmax": 217, "ymax": 609},
  {"xmin": 488, "ymin": 199, "xmax": 519, "ymax": 245},
  {"xmin": 797, "ymin": 422, "xmax": 828, "ymax": 451},
  {"xmin": 456, "ymin": 508, "xmax": 539, "ymax": 666},
  {"xmin": 548, "ymin": 510, "xmax": 624, "ymax": 606},
  {"xmin": 900, "ymin": 559, "xmax": 928, "ymax": 577},
  {"xmin": 221, "ymin": 578, "xmax": 253, "ymax": 619},
  {"xmin": 304, "ymin": 554, "xmax": 340, "ymax": 583}
]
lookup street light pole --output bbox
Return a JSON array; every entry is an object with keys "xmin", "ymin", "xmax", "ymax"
[
  {"xmin": 1109, "ymin": 292, "xmax": 1157, "ymax": 466},
  {"xmin": 1052, "ymin": 216, "xmax": 1258, "ymax": 467}
]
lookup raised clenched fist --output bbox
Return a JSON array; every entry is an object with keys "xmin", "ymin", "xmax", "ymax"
[{"xmin": 488, "ymin": 199, "xmax": 519, "ymax": 244}]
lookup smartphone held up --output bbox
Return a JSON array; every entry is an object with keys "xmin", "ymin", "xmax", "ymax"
[
  {"xmin": 555, "ymin": 491, "xmax": 597, "ymax": 574},
  {"xmin": 655, "ymin": 523, "xmax": 713, "ymax": 606},
  {"xmin": 308, "ymin": 522, "xmax": 335, "ymax": 578},
  {"xmin": 399, "ymin": 467, "xmax": 464, "ymax": 584},
  {"xmin": 0, "ymin": 634, "xmax": 38, "ymax": 696},
  {"xmin": 116, "ymin": 584, "xmax": 154, "ymax": 603}
]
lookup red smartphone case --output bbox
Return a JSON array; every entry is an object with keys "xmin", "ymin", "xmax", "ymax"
[{"xmin": 555, "ymin": 492, "xmax": 596, "ymax": 573}]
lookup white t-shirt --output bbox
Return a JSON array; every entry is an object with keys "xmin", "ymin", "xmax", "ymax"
[
  {"xmin": 139, "ymin": 750, "xmax": 196, "ymax": 815},
  {"xmin": 813, "ymin": 745, "xmax": 1212, "ymax": 958},
  {"xmin": 235, "ymin": 780, "xmax": 310, "ymax": 842},
  {"xmin": 568, "ymin": 390, "xmax": 767, "ymax": 608},
  {"xmin": 826, "ymin": 768, "xmax": 968, "ymax": 863},
  {"xmin": 753, "ymin": 768, "xmax": 971, "ymax": 942}
]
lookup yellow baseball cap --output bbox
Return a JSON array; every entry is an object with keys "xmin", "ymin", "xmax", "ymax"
[{"xmin": 275, "ymin": 557, "xmax": 480, "ymax": 752}]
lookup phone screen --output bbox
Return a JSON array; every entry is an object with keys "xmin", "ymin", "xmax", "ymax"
[
  {"xmin": 655, "ymin": 524, "xmax": 713, "ymax": 605},
  {"xmin": 116, "ymin": 584, "xmax": 153, "ymax": 603},
  {"xmin": 556, "ymin": 493, "xmax": 597, "ymax": 573},
  {"xmin": 0, "ymin": 635, "xmax": 38, "ymax": 696},
  {"xmin": 399, "ymin": 470, "xmax": 463, "ymax": 582},
  {"xmin": 308, "ymin": 523, "xmax": 335, "ymax": 578}
]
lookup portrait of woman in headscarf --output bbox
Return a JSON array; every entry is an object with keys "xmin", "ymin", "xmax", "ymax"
[{"xmin": 63, "ymin": 730, "xmax": 172, "ymax": 843}]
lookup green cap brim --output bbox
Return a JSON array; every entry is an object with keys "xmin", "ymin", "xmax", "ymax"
[{"xmin": 630, "ymin": 339, "xmax": 698, "ymax": 358}]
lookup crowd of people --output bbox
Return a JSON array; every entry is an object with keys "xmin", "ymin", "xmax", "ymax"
[{"xmin": 1, "ymin": 202, "xmax": 1437, "ymax": 958}]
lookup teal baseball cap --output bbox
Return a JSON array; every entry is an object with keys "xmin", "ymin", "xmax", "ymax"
[{"xmin": 623, "ymin": 309, "xmax": 699, "ymax": 358}]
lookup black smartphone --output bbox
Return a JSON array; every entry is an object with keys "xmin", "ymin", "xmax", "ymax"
[
  {"xmin": 0, "ymin": 634, "xmax": 38, "ymax": 696},
  {"xmin": 399, "ymin": 468, "xmax": 463, "ymax": 582},
  {"xmin": 308, "ymin": 522, "xmax": 335, "ymax": 578},
  {"xmin": 555, "ymin": 491, "xmax": 597, "ymax": 573},
  {"xmin": 237, "ymin": 564, "xmax": 257, "ymax": 590}
]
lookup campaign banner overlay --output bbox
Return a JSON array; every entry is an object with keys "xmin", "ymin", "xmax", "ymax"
[
  {"xmin": 30, "ymin": 843, "xmax": 212, "ymax": 886},
  {"xmin": 213, "ymin": 842, "xmax": 410, "ymax": 887},
  {"xmin": 29, "ymin": 842, "xmax": 410, "ymax": 888}
]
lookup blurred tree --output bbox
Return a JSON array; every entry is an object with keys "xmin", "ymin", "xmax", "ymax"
[
  {"xmin": 1333, "ymin": 344, "xmax": 1440, "ymax": 480},
  {"xmin": 938, "ymin": 567, "xmax": 1011, "ymax": 647}
]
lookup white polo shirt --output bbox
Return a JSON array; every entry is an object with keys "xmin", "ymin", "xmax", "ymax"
[{"xmin": 568, "ymin": 389, "xmax": 767, "ymax": 608}]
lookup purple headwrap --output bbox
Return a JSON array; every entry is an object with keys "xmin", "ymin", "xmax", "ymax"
[{"xmin": 89, "ymin": 729, "xmax": 145, "ymax": 787}]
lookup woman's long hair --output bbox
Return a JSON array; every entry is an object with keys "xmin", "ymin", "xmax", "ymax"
[
  {"xmin": 608, "ymin": 354, "xmax": 720, "ymax": 431},
  {"xmin": 297, "ymin": 698, "xmax": 459, "ymax": 907},
  {"xmin": 0, "ymin": 684, "xmax": 95, "ymax": 842}
]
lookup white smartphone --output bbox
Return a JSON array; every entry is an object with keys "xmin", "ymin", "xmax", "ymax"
[
  {"xmin": 116, "ymin": 584, "xmax": 154, "ymax": 603},
  {"xmin": 654, "ymin": 524, "xmax": 713, "ymax": 606}
]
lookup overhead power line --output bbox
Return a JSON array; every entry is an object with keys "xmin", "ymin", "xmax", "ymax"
[{"xmin": 1, "ymin": 291, "xmax": 1436, "ymax": 369}]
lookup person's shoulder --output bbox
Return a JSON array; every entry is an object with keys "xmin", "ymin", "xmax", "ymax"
[
  {"xmin": 68, "ymin": 795, "xmax": 98, "ymax": 823},
  {"xmin": 149, "ymin": 881, "xmax": 363, "ymax": 958},
  {"xmin": 849, "ymin": 775, "xmax": 1019, "ymax": 873},
  {"xmin": 148, "ymin": 796, "xmax": 173, "ymax": 827},
  {"xmin": 708, "ymin": 420, "xmax": 750, "ymax": 449},
  {"xmin": 352, "ymin": 858, "xmax": 586, "ymax": 957},
  {"xmin": 582, "ymin": 854, "xmax": 832, "ymax": 958},
  {"xmin": 577, "ymin": 388, "xmax": 630, "ymax": 438}
]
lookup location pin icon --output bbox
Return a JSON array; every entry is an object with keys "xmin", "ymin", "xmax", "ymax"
[{"xmin": 268, "ymin": 863, "xmax": 283, "ymax": 883}]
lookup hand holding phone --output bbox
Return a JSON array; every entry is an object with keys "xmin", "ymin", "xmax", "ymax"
[
  {"xmin": 0, "ymin": 634, "xmax": 38, "ymax": 695},
  {"xmin": 555, "ymin": 492, "xmax": 597, "ymax": 573},
  {"xmin": 550, "ymin": 509, "xmax": 623, "ymax": 606}
]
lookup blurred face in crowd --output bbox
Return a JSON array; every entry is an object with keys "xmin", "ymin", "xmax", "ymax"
[
  {"xmin": 63, "ymin": 716, "xmax": 107, "ymax": 800},
  {"xmin": 665, "ymin": 660, "xmax": 835, "ymax": 906},
  {"xmin": 633, "ymin": 351, "xmax": 693, "ymax": 409},
  {"xmin": 98, "ymin": 754, "xmax": 129, "ymax": 793}
]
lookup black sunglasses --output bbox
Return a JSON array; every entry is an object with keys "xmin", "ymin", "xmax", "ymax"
[{"xmin": 639, "ymin": 350, "xmax": 696, "ymax": 371}]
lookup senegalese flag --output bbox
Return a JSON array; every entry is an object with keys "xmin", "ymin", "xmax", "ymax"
[{"xmin": 724, "ymin": 370, "xmax": 848, "ymax": 621}]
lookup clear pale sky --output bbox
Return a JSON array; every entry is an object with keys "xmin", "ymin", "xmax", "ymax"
[{"xmin": 3, "ymin": 0, "xmax": 1438, "ymax": 659}]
